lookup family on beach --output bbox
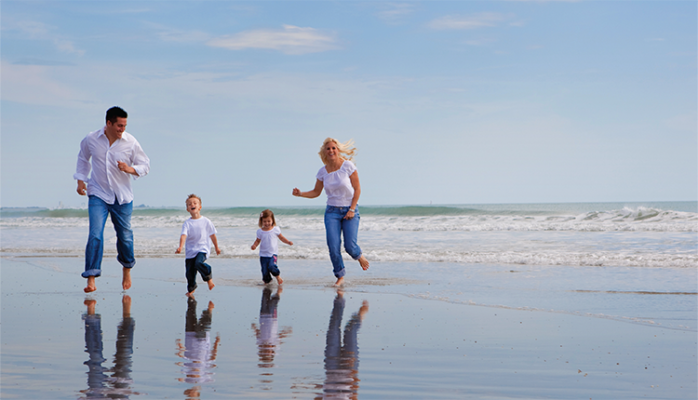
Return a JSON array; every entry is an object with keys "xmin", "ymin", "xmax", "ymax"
[{"xmin": 74, "ymin": 106, "xmax": 370, "ymax": 295}]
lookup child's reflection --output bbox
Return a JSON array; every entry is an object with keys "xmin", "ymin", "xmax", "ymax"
[
  {"xmin": 251, "ymin": 287, "xmax": 293, "ymax": 389},
  {"xmin": 316, "ymin": 291, "xmax": 369, "ymax": 400},
  {"xmin": 81, "ymin": 295, "xmax": 138, "ymax": 399},
  {"xmin": 175, "ymin": 298, "xmax": 220, "ymax": 399}
]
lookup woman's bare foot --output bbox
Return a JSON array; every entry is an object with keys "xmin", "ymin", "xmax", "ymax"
[
  {"xmin": 122, "ymin": 268, "xmax": 132, "ymax": 291},
  {"xmin": 84, "ymin": 276, "xmax": 96, "ymax": 293},
  {"xmin": 207, "ymin": 279, "xmax": 215, "ymax": 290},
  {"xmin": 334, "ymin": 277, "xmax": 345, "ymax": 287},
  {"xmin": 358, "ymin": 255, "xmax": 369, "ymax": 271},
  {"xmin": 122, "ymin": 295, "xmax": 132, "ymax": 317},
  {"xmin": 276, "ymin": 276, "xmax": 284, "ymax": 285}
]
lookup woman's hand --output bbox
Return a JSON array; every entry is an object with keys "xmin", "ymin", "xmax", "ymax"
[
  {"xmin": 344, "ymin": 210, "xmax": 355, "ymax": 220},
  {"xmin": 292, "ymin": 188, "xmax": 301, "ymax": 197}
]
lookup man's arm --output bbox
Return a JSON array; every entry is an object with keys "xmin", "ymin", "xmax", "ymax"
[
  {"xmin": 74, "ymin": 137, "xmax": 91, "ymax": 195},
  {"xmin": 127, "ymin": 141, "xmax": 150, "ymax": 178}
]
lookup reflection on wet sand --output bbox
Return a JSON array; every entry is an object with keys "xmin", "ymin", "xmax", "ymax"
[
  {"xmin": 251, "ymin": 287, "xmax": 293, "ymax": 390},
  {"xmin": 175, "ymin": 298, "xmax": 220, "ymax": 400},
  {"xmin": 316, "ymin": 291, "xmax": 369, "ymax": 400},
  {"xmin": 81, "ymin": 295, "xmax": 138, "ymax": 399}
]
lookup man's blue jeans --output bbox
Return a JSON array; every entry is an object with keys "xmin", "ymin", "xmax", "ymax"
[
  {"xmin": 324, "ymin": 205, "xmax": 362, "ymax": 278},
  {"xmin": 82, "ymin": 195, "xmax": 135, "ymax": 278}
]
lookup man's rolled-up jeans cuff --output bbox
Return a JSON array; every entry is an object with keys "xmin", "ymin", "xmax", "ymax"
[
  {"xmin": 118, "ymin": 259, "xmax": 136, "ymax": 269},
  {"xmin": 81, "ymin": 269, "xmax": 101, "ymax": 278}
]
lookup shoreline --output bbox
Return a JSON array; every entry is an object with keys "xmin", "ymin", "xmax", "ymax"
[{"xmin": 2, "ymin": 256, "xmax": 697, "ymax": 399}]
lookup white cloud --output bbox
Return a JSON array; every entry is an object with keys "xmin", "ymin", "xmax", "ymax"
[
  {"xmin": 1, "ymin": 61, "xmax": 89, "ymax": 106},
  {"xmin": 4, "ymin": 19, "xmax": 85, "ymax": 55},
  {"xmin": 376, "ymin": 3, "xmax": 415, "ymax": 22},
  {"xmin": 207, "ymin": 25, "xmax": 338, "ymax": 55},
  {"xmin": 427, "ymin": 13, "xmax": 508, "ymax": 30}
]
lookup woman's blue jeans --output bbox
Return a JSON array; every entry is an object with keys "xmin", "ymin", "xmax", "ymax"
[
  {"xmin": 324, "ymin": 205, "xmax": 362, "ymax": 278},
  {"xmin": 82, "ymin": 195, "xmax": 135, "ymax": 278}
]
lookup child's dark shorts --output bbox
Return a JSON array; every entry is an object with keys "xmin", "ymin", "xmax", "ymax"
[{"xmin": 260, "ymin": 255, "xmax": 280, "ymax": 284}]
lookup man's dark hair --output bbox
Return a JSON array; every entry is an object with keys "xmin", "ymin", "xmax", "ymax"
[{"xmin": 106, "ymin": 106, "xmax": 128, "ymax": 124}]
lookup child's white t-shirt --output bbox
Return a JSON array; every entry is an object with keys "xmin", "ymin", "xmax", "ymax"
[
  {"xmin": 316, "ymin": 160, "xmax": 357, "ymax": 207},
  {"xmin": 256, "ymin": 226, "xmax": 281, "ymax": 257},
  {"xmin": 181, "ymin": 217, "xmax": 217, "ymax": 259}
]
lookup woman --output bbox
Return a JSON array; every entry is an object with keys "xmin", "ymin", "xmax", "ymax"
[{"xmin": 292, "ymin": 138, "xmax": 370, "ymax": 286}]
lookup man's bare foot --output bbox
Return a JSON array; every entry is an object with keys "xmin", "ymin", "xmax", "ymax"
[
  {"xmin": 84, "ymin": 299, "xmax": 97, "ymax": 314},
  {"xmin": 84, "ymin": 276, "xmax": 96, "ymax": 293},
  {"xmin": 358, "ymin": 255, "xmax": 369, "ymax": 271},
  {"xmin": 122, "ymin": 268, "xmax": 132, "ymax": 291},
  {"xmin": 276, "ymin": 276, "xmax": 284, "ymax": 285},
  {"xmin": 186, "ymin": 291, "xmax": 195, "ymax": 298},
  {"xmin": 207, "ymin": 279, "xmax": 215, "ymax": 290},
  {"xmin": 334, "ymin": 277, "xmax": 345, "ymax": 287}
]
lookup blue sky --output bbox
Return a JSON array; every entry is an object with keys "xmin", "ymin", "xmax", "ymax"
[{"xmin": 2, "ymin": 1, "xmax": 696, "ymax": 208}]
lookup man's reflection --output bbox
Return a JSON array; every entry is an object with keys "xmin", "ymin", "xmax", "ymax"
[
  {"xmin": 251, "ymin": 287, "xmax": 292, "ymax": 389},
  {"xmin": 81, "ymin": 295, "xmax": 137, "ymax": 399},
  {"xmin": 175, "ymin": 298, "xmax": 220, "ymax": 399},
  {"xmin": 316, "ymin": 291, "xmax": 369, "ymax": 400}
]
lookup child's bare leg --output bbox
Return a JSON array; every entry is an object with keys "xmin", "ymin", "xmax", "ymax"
[
  {"xmin": 334, "ymin": 276, "xmax": 345, "ymax": 287},
  {"xmin": 358, "ymin": 255, "xmax": 369, "ymax": 271},
  {"xmin": 276, "ymin": 275, "xmax": 283, "ymax": 285},
  {"xmin": 122, "ymin": 267, "xmax": 132, "ymax": 291},
  {"xmin": 84, "ymin": 276, "xmax": 96, "ymax": 293},
  {"xmin": 207, "ymin": 279, "xmax": 215, "ymax": 290}
]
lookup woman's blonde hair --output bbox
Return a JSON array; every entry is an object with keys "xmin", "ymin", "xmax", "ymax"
[
  {"xmin": 318, "ymin": 137, "xmax": 357, "ymax": 165},
  {"xmin": 258, "ymin": 209, "xmax": 276, "ymax": 228}
]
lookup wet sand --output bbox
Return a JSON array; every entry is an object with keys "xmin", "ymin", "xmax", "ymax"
[{"xmin": 2, "ymin": 256, "xmax": 696, "ymax": 399}]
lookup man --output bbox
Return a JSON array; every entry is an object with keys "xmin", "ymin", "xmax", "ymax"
[{"xmin": 74, "ymin": 106, "xmax": 150, "ymax": 293}]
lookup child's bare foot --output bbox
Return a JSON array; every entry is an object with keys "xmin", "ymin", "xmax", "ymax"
[
  {"xmin": 359, "ymin": 300, "xmax": 369, "ymax": 320},
  {"xmin": 208, "ymin": 301, "xmax": 215, "ymax": 311},
  {"xmin": 186, "ymin": 291, "xmax": 195, "ymax": 298},
  {"xmin": 207, "ymin": 279, "xmax": 215, "ymax": 290},
  {"xmin": 334, "ymin": 277, "xmax": 345, "ymax": 287},
  {"xmin": 84, "ymin": 276, "xmax": 96, "ymax": 293},
  {"xmin": 122, "ymin": 268, "xmax": 132, "ymax": 291},
  {"xmin": 276, "ymin": 276, "xmax": 283, "ymax": 285},
  {"xmin": 358, "ymin": 255, "xmax": 369, "ymax": 271}
]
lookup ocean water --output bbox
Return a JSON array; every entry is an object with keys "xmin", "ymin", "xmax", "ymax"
[{"xmin": 2, "ymin": 201, "xmax": 696, "ymax": 269}]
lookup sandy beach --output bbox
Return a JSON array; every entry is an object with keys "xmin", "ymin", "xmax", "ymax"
[{"xmin": 2, "ymin": 255, "xmax": 695, "ymax": 399}]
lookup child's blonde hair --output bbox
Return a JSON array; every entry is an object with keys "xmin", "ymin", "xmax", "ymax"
[
  {"xmin": 318, "ymin": 137, "xmax": 357, "ymax": 165},
  {"xmin": 258, "ymin": 209, "xmax": 276, "ymax": 228},
  {"xmin": 186, "ymin": 194, "xmax": 202, "ymax": 204}
]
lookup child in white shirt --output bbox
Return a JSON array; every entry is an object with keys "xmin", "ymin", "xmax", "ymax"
[
  {"xmin": 251, "ymin": 209, "xmax": 293, "ymax": 285},
  {"xmin": 176, "ymin": 194, "xmax": 220, "ymax": 297}
]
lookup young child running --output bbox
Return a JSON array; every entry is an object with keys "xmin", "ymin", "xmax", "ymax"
[
  {"xmin": 251, "ymin": 209, "xmax": 293, "ymax": 285},
  {"xmin": 175, "ymin": 194, "xmax": 220, "ymax": 297}
]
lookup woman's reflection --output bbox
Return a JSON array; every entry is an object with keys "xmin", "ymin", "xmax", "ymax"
[
  {"xmin": 316, "ymin": 291, "xmax": 369, "ymax": 400},
  {"xmin": 81, "ymin": 295, "xmax": 137, "ymax": 399},
  {"xmin": 175, "ymin": 298, "xmax": 220, "ymax": 399},
  {"xmin": 251, "ymin": 287, "xmax": 293, "ymax": 389}
]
